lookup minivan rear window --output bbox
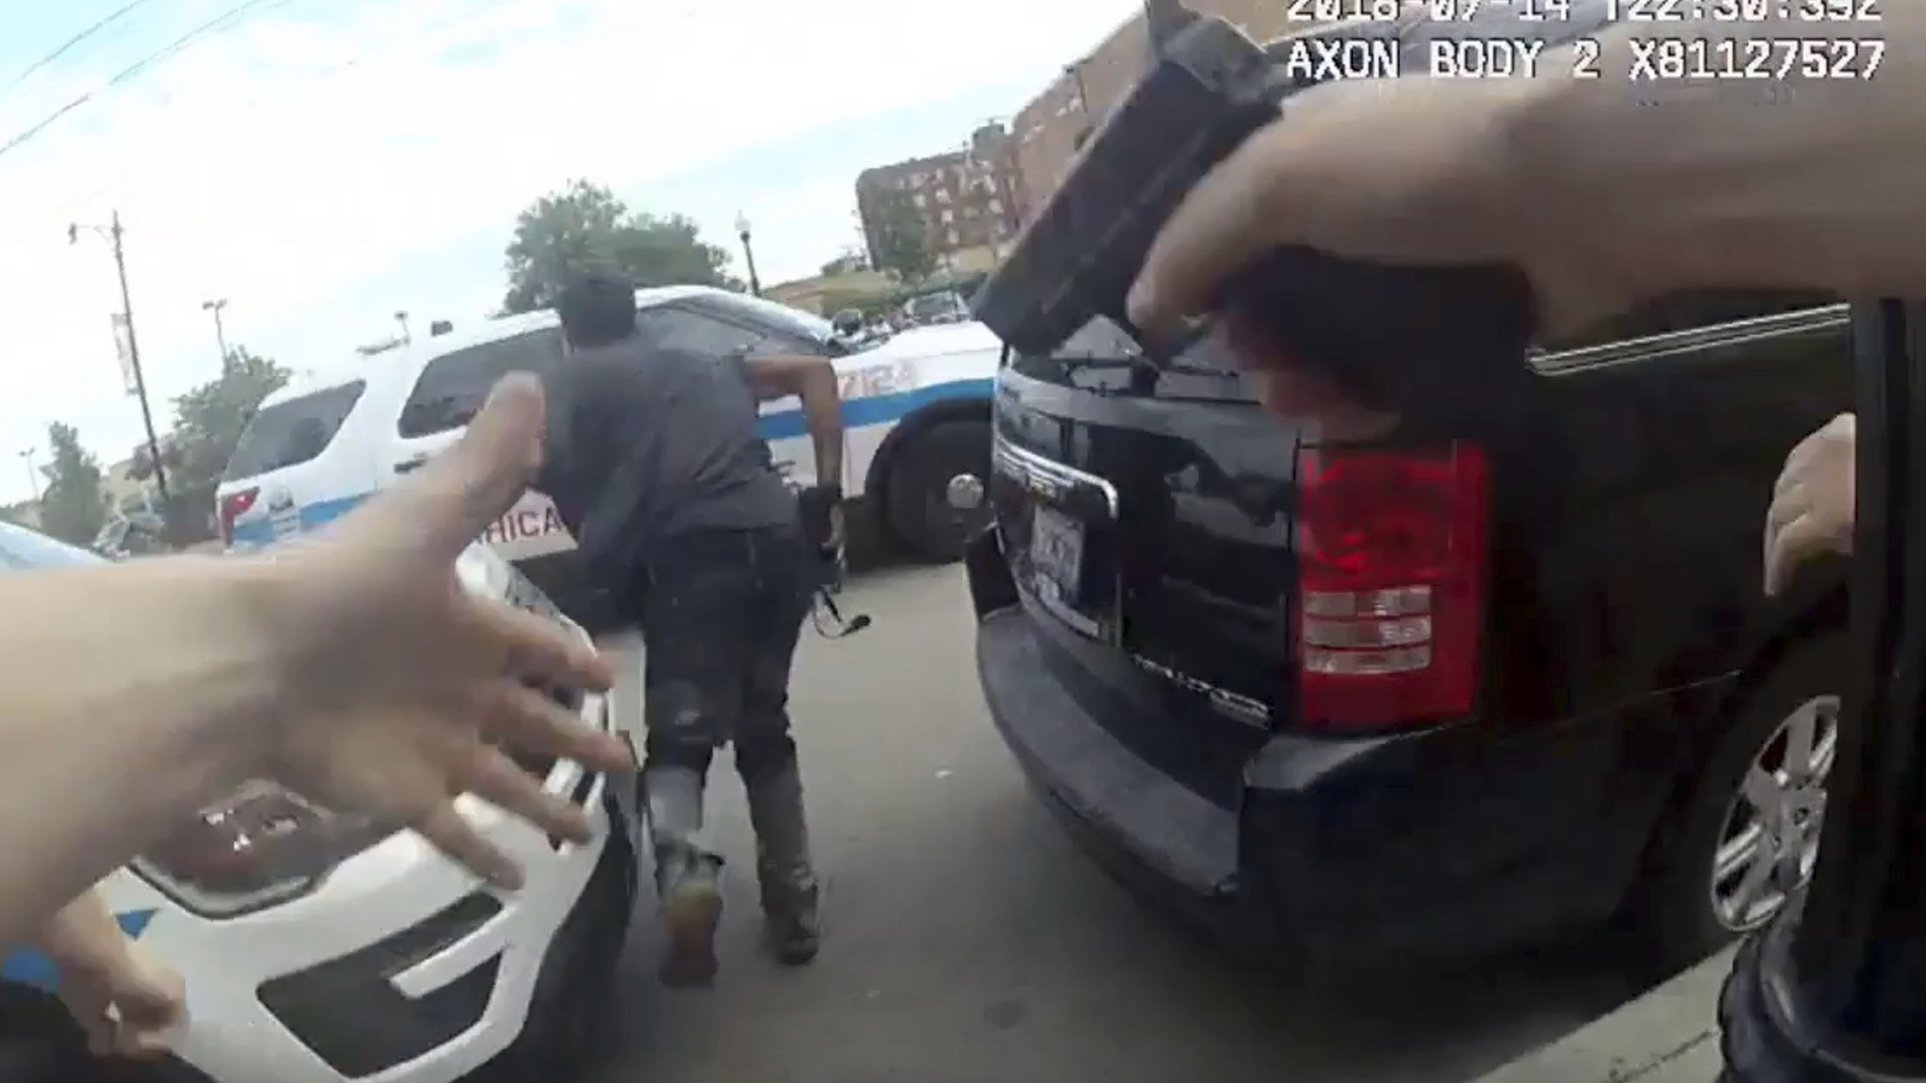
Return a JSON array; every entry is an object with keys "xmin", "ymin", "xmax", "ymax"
[
  {"xmin": 398, "ymin": 328, "xmax": 564, "ymax": 438},
  {"xmin": 223, "ymin": 381, "xmax": 367, "ymax": 482}
]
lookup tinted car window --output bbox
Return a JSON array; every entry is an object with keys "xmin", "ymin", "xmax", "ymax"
[
  {"xmin": 398, "ymin": 329, "xmax": 565, "ymax": 439},
  {"xmin": 693, "ymin": 294, "xmax": 833, "ymax": 350},
  {"xmin": 224, "ymin": 381, "xmax": 368, "ymax": 482},
  {"xmin": 1543, "ymin": 289, "xmax": 1842, "ymax": 352},
  {"xmin": 634, "ymin": 308, "xmax": 770, "ymax": 358},
  {"xmin": 0, "ymin": 520, "xmax": 101, "ymax": 569}
]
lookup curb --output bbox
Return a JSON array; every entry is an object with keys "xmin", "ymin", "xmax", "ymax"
[{"xmin": 1472, "ymin": 947, "xmax": 1734, "ymax": 1083}]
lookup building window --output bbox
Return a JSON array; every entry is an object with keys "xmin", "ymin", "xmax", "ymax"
[
  {"xmin": 941, "ymin": 208, "xmax": 953, "ymax": 223},
  {"xmin": 989, "ymin": 198, "xmax": 1003, "ymax": 214},
  {"xmin": 935, "ymin": 188, "xmax": 952, "ymax": 205},
  {"xmin": 962, "ymin": 205, "xmax": 977, "ymax": 219},
  {"xmin": 947, "ymin": 228, "xmax": 960, "ymax": 245},
  {"xmin": 913, "ymin": 193, "xmax": 927, "ymax": 208}
]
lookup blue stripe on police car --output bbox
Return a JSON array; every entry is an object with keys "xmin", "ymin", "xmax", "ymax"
[{"xmin": 226, "ymin": 375, "xmax": 995, "ymax": 544}]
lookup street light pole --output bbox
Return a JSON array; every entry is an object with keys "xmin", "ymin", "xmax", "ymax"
[
  {"xmin": 70, "ymin": 211, "xmax": 170, "ymax": 510},
  {"xmin": 18, "ymin": 448, "xmax": 37, "ymax": 504},
  {"xmin": 395, "ymin": 310, "xmax": 411, "ymax": 345},
  {"xmin": 201, "ymin": 298, "xmax": 230, "ymax": 367},
  {"xmin": 735, "ymin": 214, "xmax": 762, "ymax": 297}
]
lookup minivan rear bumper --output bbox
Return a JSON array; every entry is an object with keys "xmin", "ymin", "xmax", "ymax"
[{"xmin": 966, "ymin": 531, "xmax": 1650, "ymax": 966}]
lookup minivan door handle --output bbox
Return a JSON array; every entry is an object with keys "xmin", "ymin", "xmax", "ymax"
[{"xmin": 394, "ymin": 455, "xmax": 430, "ymax": 474}]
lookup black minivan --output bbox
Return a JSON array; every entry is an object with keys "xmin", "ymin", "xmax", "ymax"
[{"xmin": 965, "ymin": 288, "xmax": 1853, "ymax": 976}]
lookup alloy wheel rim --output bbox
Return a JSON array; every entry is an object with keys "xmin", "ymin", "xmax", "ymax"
[{"xmin": 1708, "ymin": 694, "xmax": 1839, "ymax": 932}]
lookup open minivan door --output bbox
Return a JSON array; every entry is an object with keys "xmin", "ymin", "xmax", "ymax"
[{"xmin": 1721, "ymin": 302, "xmax": 1926, "ymax": 1082}]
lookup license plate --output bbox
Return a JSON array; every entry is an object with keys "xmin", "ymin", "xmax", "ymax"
[{"xmin": 1030, "ymin": 505, "xmax": 1084, "ymax": 603}]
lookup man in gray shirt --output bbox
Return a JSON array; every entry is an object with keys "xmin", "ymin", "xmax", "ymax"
[{"xmin": 538, "ymin": 272, "xmax": 845, "ymax": 985}]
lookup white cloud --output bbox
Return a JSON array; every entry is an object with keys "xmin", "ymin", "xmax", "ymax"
[{"xmin": 0, "ymin": 0, "xmax": 1136, "ymax": 497}]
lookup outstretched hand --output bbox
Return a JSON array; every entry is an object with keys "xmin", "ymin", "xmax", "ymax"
[{"xmin": 253, "ymin": 374, "xmax": 628, "ymax": 889}]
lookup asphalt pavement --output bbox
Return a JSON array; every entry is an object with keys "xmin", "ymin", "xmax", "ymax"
[{"xmin": 587, "ymin": 564, "xmax": 1653, "ymax": 1083}]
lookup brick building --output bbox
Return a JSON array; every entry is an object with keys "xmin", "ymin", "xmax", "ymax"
[
  {"xmin": 1006, "ymin": 0, "xmax": 1317, "ymax": 227},
  {"xmin": 855, "ymin": 122, "xmax": 1022, "ymax": 271}
]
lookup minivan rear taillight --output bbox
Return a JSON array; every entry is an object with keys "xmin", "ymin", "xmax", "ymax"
[
  {"xmin": 217, "ymin": 487, "xmax": 259, "ymax": 547},
  {"xmin": 1293, "ymin": 441, "xmax": 1489, "ymax": 730}
]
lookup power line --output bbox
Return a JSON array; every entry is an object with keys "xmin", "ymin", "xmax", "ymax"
[
  {"xmin": 0, "ymin": 0, "xmax": 300, "ymax": 163},
  {"xmin": 5, "ymin": 0, "xmax": 163, "ymax": 95}
]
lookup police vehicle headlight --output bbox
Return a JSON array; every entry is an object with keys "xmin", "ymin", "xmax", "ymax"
[{"xmin": 132, "ymin": 782, "xmax": 398, "ymax": 917}]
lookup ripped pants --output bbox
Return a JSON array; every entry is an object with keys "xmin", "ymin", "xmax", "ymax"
[{"xmin": 633, "ymin": 526, "xmax": 816, "ymax": 898}]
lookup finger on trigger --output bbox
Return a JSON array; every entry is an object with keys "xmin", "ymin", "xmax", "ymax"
[
  {"xmin": 1128, "ymin": 120, "xmax": 1293, "ymax": 332},
  {"xmin": 414, "ymin": 801, "xmax": 524, "ymax": 889},
  {"xmin": 1765, "ymin": 512, "xmax": 1828, "ymax": 596},
  {"xmin": 1764, "ymin": 481, "xmax": 1807, "ymax": 535},
  {"xmin": 461, "ymin": 746, "xmax": 594, "ymax": 844}
]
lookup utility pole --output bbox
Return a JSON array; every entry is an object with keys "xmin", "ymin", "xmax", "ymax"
[
  {"xmin": 202, "ymin": 298, "xmax": 230, "ymax": 367},
  {"xmin": 70, "ymin": 211, "xmax": 169, "ymax": 509},
  {"xmin": 395, "ymin": 310, "xmax": 412, "ymax": 345}
]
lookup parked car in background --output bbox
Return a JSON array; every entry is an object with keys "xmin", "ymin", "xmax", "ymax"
[
  {"xmin": 901, "ymin": 291, "xmax": 971, "ymax": 327},
  {"xmin": 0, "ymin": 519, "xmax": 640, "ymax": 1083},
  {"xmin": 91, "ymin": 510, "xmax": 169, "ymax": 559},
  {"xmin": 964, "ymin": 287, "xmax": 1851, "ymax": 979}
]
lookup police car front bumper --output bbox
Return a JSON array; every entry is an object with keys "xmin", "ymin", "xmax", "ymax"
[
  {"xmin": 171, "ymin": 773, "xmax": 621, "ymax": 1083},
  {"xmin": 124, "ymin": 699, "xmax": 638, "ymax": 1083}
]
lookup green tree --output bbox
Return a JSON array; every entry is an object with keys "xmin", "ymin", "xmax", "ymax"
[
  {"xmin": 163, "ymin": 347, "xmax": 291, "ymax": 541},
  {"xmin": 501, "ymin": 180, "xmax": 739, "ymax": 314},
  {"xmin": 819, "ymin": 251, "xmax": 867, "ymax": 277},
  {"xmin": 38, "ymin": 422, "xmax": 105, "ymax": 546},
  {"xmin": 867, "ymin": 188, "xmax": 935, "ymax": 283}
]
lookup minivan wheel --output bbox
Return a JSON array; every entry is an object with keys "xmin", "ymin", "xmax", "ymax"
[
  {"xmin": 883, "ymin": 420, "xmax": 993, "ymax": 564},
  {"xmin": 1629, "ymin": 633, "xmax": 1843, "ymax": 977}
]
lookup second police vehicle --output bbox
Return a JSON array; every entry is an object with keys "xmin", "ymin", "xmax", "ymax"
[{"xmin": 217, "ymin": 285, "xmax": 1003, "ymax": 626}]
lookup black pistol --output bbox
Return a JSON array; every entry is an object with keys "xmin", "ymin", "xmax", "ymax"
[{"xmin": 971, "ymin": 6, "xmax": 1559, "ymax": 439}]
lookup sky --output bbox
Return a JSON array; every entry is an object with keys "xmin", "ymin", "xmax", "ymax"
[{"xmin": 0, "ymin": 0, "xmax": 1138, "ymax": 503}]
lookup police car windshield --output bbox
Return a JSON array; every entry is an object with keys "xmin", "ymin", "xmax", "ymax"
[{"xmin": 0, "ymin": 520, "xmax": 101, "ymax": 570}]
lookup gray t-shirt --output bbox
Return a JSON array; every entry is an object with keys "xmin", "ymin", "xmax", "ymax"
[{"xmin": 538, "ymin": 339, "xmax": 798, "ymax": 577}]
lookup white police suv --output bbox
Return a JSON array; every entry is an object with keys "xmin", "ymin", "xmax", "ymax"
[
  {"xmin": 0, "ymin": 519, "xmax": 641, "ymax": 1083},
  {"xmin": 214, "ymin": 286, "xmax": 1001, "ymax": 626}
]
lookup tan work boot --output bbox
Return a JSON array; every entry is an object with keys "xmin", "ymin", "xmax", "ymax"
[
  {"xmin": 744, "ymin": 761, "xmax": 820, "ymax": 965},
  {"xmin": 657, "ymin": 851, "xmax": 723, "ymax": 987},
  {"xmin": 645, "ymin": 765, "xmax": 724, "ymax": 987}
]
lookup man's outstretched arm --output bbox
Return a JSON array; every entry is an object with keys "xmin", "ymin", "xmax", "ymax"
[
  {"xmin": 1130, "ymin": 4, "xmax": 1926, "ymax": 340},
  {"xmin": 1512, "ymin": 6, "xmax": 1924, "ymax": 309}
]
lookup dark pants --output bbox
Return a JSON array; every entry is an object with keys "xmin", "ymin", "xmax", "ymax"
[
  {"xmin": 636, "ymin": 526, "xmax": 815, "ymax": 778},
  {"xmin": 625, "ymin": 526, "xmax": 817, "ymax": 889}
]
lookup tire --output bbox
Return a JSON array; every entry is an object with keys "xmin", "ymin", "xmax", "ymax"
[
  {"xmin": 882, "ymin": 419, "xmax": 993, "ymax": 564},
  {"xmin": 482, "ymin": 798, "xmax": 637, "ymax": 1080},
  {"xmin": 1628, "ymin": 631, "xmax": 1846, "ymax": 978}
]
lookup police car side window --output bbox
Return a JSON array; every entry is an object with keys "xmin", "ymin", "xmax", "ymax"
[
  {"xmin": 635, "ymin": 308, "xmax": 768, "ymax": 359},
  {"xmin": 399, "ymin": 328, "xmax": 565, "ymax": 438}
]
